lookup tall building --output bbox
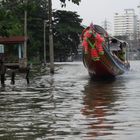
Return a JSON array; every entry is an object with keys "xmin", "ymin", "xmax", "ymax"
[
  {"xmin": 137, "ymin": 4, "xmax": 140, "ymax": 38},
  {"xmin": 114, "ymin": 9, "xmax": 138, "ymax": 39}
]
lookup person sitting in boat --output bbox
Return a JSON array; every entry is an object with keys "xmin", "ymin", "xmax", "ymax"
[{"xmin": 117, "ymin": 42, "xmax": 125, "ymax": 61}]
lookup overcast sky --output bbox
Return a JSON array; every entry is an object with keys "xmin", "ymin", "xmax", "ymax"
[{"xmin": 52, "ymin": 0, "xmax": 140, "ymax": 27}]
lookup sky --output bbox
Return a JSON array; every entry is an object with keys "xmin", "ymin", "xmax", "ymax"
[{"xmin": 52, "ymin": 0, "xmax": 140, "ymax": 32}]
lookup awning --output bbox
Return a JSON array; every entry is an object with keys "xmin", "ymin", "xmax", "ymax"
[{"xmin": 0, "ymin": 36, "xmax": 28, "ymax": 45}]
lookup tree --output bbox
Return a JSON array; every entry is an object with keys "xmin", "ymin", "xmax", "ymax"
[
  {"xmin": 0, "ymin": 0, "xmax": 83, "ymax": 62},
  {"xmin": 51, "ymin": 10, "xmax": 83, "ymax": 61},
  {"xmin": 0, "ymin": 0, "xmax": 49, "ymax": 61},
  {"xmin": 59, "ymin": 0, "xmax": 81, "ymax": 6},
  {"xmin": 0, "ymin": 7, "xmax": 17, "ymax": 36}
]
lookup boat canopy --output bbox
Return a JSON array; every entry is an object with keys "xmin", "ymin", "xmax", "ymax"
[{"xmin": 109, "ymin": 36, "xmax": 128, "ymax": 51}]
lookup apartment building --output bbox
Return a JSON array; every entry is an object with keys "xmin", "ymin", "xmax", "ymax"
[{"xmin": 114, "ymin": 9, "xmax": 139, "ymax": 39}]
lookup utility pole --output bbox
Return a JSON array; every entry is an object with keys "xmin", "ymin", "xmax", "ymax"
[
  {"xmin": 102, "ymin": 18, "xmax": 111, "ymax": 34},
  {"xmin": 48, "ymin": 0, "xmax": 54, "ymax": 74},
  {"xmin": 104, "ymin": 19, "xmax": 108, "ymax": 31},
  {"xmin": 24, "ymin": 3, "xmax": 27, "ymax": 67},
  {"xmin": 44, "ymin": 20, "xmax": 47, "ymax": 65},
  {"xmin": 24, "ymin": 10, "xmax": 27, "ymax": 67}
]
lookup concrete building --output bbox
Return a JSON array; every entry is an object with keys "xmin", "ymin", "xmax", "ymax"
[
  {"xmin": 114, "ymin": 9, "xmax": 139, "ymax": 39},
  {"xmin": 114, "ymin": 9, "xmax": 140, "ymax": 60}
]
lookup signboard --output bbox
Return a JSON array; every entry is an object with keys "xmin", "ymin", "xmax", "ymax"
[{"xmin": 0, "ymin": 44, "xmax": 4, "ymax": 53}]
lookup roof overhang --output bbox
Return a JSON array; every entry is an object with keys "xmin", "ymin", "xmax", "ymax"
[{"xmin": 0, "ymin": 36, "xmax": 28, "ymax": 45}]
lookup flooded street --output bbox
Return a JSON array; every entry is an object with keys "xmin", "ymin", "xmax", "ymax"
[{"xmin": 1, "ymin": 61, "xmax": 140, "ymax": 140}]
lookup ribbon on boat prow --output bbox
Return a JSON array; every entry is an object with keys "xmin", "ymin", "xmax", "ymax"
[{"xmin": 81, "ymin": 23, "xmax": 106, "ymax": 61}]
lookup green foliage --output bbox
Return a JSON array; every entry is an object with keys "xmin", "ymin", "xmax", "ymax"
[
  {"xmin": 0, "ymin": 1, "xmax": 24, "ymax": 36},
  {"xmin": 0, "ymin": 7, "xmax": 11, "ymax": 36},
  {"xmin": 0, "ymin": 0, "xmax": 83, "ymax": 62},
  {"xmin": 52, "ymin": 10, "xmax": 83, "ymax": 61},
  {"xmin": 59, "ymin": 0, "xmax": 81, "ymax": 6},
  {"xmin": 0, "ymin": 0, "xmax": 48, "ymax": 60}
]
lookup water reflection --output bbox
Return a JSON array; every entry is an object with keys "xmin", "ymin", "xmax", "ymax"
[
  {"xmin": 0, "ymin": 75, "xmax": 56, "ymax": 140},
  {"xmin": 1, "ymin": 61, "xmax": 140, "ymax": 140},
  {"xmin": 81, "ymin": 79, "xmax": 124, "ymax": 139}
]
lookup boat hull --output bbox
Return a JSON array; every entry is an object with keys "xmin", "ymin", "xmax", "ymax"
[
  {"xmin": 83, "ymin": 47, "xmax": 130, "ymax": 79},
  {"xmin": 81, "ymin": 24, "xmax": 130, "ymax": 79}
]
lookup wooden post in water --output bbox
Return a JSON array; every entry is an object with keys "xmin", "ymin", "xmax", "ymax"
[
  {"xmin": 26, "ymin": 65, "xmax": 30, "ymax": 84},
  {"xmin": 11, "ymin": 70, "xmax": 15, "ymax": 85},
  {"xmin": 48, "ymin": 0, "xmax": 54, "ymax": 74},
  {"xmin": 0, "ymin": 60, "xmax": 6, "ymax": 87}
]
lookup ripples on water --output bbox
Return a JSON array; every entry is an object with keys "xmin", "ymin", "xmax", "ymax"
[{"xmin": 0, "ymin": 61, "xmax": 140, "ymax": 140}]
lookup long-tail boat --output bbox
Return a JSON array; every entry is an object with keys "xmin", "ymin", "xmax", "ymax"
[{"xmin": 81, "ymin": 24, "xmax": 130, "ymax": 79}]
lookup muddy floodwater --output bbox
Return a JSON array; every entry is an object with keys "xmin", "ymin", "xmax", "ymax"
[{"xmin": 0, "ymin": 61, "xmax": 140, "ymax": 140}]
